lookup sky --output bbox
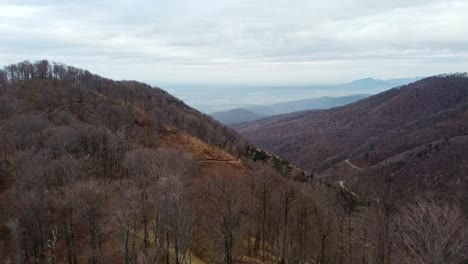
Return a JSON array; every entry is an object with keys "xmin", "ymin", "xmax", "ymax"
[{"xmin": 1, "ymin": 0, "xmax": 467, "ymax": 88}]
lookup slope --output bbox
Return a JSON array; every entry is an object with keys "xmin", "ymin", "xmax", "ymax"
[
  {"xmin": 1, "ymin": 61, "xmax": 466, "ymax": 264},
  {"xmin": 211, "ymin": 94, "xmax": 370, "ymax": 125},
  {"xmin": 0, "ymin": 60, "xmax": 335, "ymax": 264},
  {"xmin": 236, "ymin": 75, "xmax": 468, "ymax": 172},
  {"xmin": 0, "ymin": 60, "xmax": 256, "ymax": 263},
  {"xmin": 210, "ymin": 108, "xmax": 265, "ymax": 124},
  {"xmin": 247, "ymin": 94, "xmax": 370, "ymax": 116}
]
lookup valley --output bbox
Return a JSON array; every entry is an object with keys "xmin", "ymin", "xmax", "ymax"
[
  {"xmin": 236, "ymin": 74, "xmax": 468, "ymax": 207},
  {"xmin": 2, "ymin": 1, "xmax": 467, "ymax": 263},
  {"xmin": 0, "ymin": 61, "xmax": 466, "ymax": 264}
]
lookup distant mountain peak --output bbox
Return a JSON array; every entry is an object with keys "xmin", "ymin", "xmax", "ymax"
[
  {"xmin": 347, "ymin": 77, "xmax": 384, "ymax": 85},
  {"xmin": 353, "ymin": 77, "xmax": 379, "ymax": 82}
]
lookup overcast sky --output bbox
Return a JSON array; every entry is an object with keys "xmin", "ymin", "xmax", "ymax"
[{"xmin": 1, "ymin": 0, "xmax": 467, "ymax": 86}]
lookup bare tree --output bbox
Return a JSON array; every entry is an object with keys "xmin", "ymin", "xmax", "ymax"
[
  {"xmin": 279, "ymin": 183, "xmax": 296, "ymax": 264},
  {"xmin": 6, "ymin": 114, "xmax": 51, "ymax": 151},
  {"xmin": 124, "ymin": 148, "xmax": 155, "ymax": 254},
  {"xmin": 0, "ymin": 69, "xmax": 8, "ymax": 91},
  {"xmin": 392, "ymin": 200, "xmax": 468, "ymax": 264},
  {"xmin": 312, "ymin": 190, "xmax": 333, "ymax": 264},
  {"xmin": 294, "ymin": 186, "xmax": 314, "ymax": 262},
  {"xmin": 0, "ymin": 95, "xmax": 22, "ymax": 123},
  {"xmin": 197, "ymin": 171, "xmax": 247, "ymax": 264},
  {"xmin": 74, "ymin": 180, "xmax": 108, "ymax": 264},
  {"xmin": 50, "ymin": 186, "xmax": 79, "ymax": 264},
  {"xmin": 157, "ymin": 169, "xmax": 193, "ymax": 264},
  {"xmin": 46, "ymin": 225, "xmax": 58, "ymax": 264},
  {"xmin": 34, "ymin": 60, "xmax": 51, "ymax": 80},
  {"xmin": 17, "ymin": 61, "xmax": 34, "ymax": 81},
  {"xmin": 124, "ymin": 148, "xmax": 159, "ymax": 180},
  {"xmin": 5, "ymin": 218, "xmax": 25, "ymax": 264},
  {"xmin": 245, "ymin": 164, "xmax": 278, "ymax": 261},
  {"xmin": 333, "ymin": 187, "xmax": 360, "ymax": 264},
  {"xmin": 155, "ymin": 149, "xmax": 194, "ymax": 264},
  {"xmin": 110, "ymin": 183, "xmax": 139, "ymax": 264},
  {"xmin": 5, "ymin": 64, "xmax": 19, "ymax": 82}
]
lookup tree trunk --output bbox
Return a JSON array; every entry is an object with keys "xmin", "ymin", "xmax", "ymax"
[
  {"xmin": 319, "ymin": 236, "xmax": 326, "ymax": 264},
  {"xmin": 165, "ymin": 232, "xmax": 170, "ymax": 264}
]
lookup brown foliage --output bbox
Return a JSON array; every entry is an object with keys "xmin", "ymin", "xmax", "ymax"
[{"xmin": 1, "ymin": 61, "xmax": 466, "ymax": 264}]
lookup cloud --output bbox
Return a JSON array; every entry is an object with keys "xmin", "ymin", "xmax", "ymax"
[{"xmin": 0, "ymin": 0, "xmax": 467, "ymax": 85}]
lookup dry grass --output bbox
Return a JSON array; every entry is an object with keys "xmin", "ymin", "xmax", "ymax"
[{"xmin": 161, "ymin": 128, "xmax": 239, "ymax": 162}]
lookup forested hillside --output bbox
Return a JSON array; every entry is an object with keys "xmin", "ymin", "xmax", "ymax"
[
  {"xmin": 236, "ymin": 74, "xmax": 468, "ymax": 210},
  {"xmin": 211, "ymin": 94, "xmax": 370, "ymax": 125},
  {"xmin": 0, "ymin": 61, "xmax": 467, "ymax": 264},
  {"xmin": 211, "ymin": 108, "xmax": 265, "ymax": 125},
  {"xmin": 236, "ymin": 75, "xmax": 468, "ymax": 171}
]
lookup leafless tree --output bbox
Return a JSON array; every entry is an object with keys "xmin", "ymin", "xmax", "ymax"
[
  {"xmin": 17, "ymin": 61, "xmax": 34, "ymax": 81},
  {"xmin": 157, "ymin": 170, "xmax": 193, "ymax": 264},
  {"xmin": 5, "ymin": 64, "xmax": 19, "ymax": 82},
  {"xmin": 34, "ymin": 60, "xmax": 51, "ymax": 80},
  {"xmin": 55, "ymin": 187, "xmax": 79, "ymax": 264},
  {"xmin": 197, "ymin": 171, "xmax": 248, "ymax": 264},
  {"xmin": 279, "ymin": 183, "xmax": 296, "ymax": 264},
  {"xmin": 110, "ymin": 183, "xmax": 139, "ymax": 264},
  {"xmin": 0, "ymin": 69, "xmax": 8, "ymax": 91},
  {"xmin": 5, "ymin": 218, "xmax": 24, "ymax": 264},
  {"xmin": 293, "ymin": 186, "xmax": 315, "ymax": 262},
  {"xmin": 46, "ymin": 225, "xmax": 58, "ymax": 264},
  {"xmin": 245, "ymin": 164, "xmax": 278, "ymax": 261},
  {"xmin": 74, "ymin": 180, "xmax": 108, "ymax": 264},
  {"xmin": 124, "ymin": 148, "xmax": 159, "ymax": 180},
  {"xmin": 312, "ymin": 190, "xmax": 333, "ymax": 264},
  {"xmin": 6, "ymin": 114, "xmax": 51, "ymax": 151},
  {"xmin": 392, "ymin": 200, "xmax": 468, "ymax": 264},
  {"xmin": 155, "ymin": 149, "xmax": 194, "ymax": 264}
]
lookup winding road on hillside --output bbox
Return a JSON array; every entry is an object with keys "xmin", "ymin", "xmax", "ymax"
[
  {"xmin": 196, "ymin": 159, "xmax": 241, "ymax": 164},
  {"xmin": 345, "ymin": 159, "xmax": 362, "ymax": 171}
]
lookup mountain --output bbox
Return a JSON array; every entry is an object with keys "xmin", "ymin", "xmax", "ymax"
[
  {"xmin": 0, "ymin": 60, "xmax": 253, "ymax": 263},
  {"xmin": 1, "ymin": 61, "xmax": 466, "ymax": 263},
  {"xmin": 175, "ymin": 77, "xmax": 422, "ymax": 113},
  {"xmin": 235, "ymin": 74, "xmax": 468, "ymax": 202},
  {"xmin": 344, "ymin": 77, "xmax": 422, "ymax": 88},
  {"xmin": 210, "ymin": 108, "xmax": 265, "ymax": 124},
  {"xmin": 211, "ymin": 94, "xmax": 369, "ymax": 124},
  {"xmin": 248, "ymin": 94, "xmax": 370, "ymax": 116},
  {"xmin": 0, "ymin": 60, "xmax": 328, "ymax": 263},
  {"xmin": 207, "ymin": 77, "xmax": 423, "ymax": 124}
]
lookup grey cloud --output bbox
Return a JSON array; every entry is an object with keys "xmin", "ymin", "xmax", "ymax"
[{"xmin": 0, "ymin": 0, "xmax": 467, "ymax": 85}]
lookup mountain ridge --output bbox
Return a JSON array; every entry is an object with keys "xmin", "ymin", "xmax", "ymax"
[
  {"xmin": 235, "ymin": 74, "xmax": 468, "ymax": 203},
  {"xmin": 211, "ymin": 94, "xmax": 370, "ymax": 124},
  {"xmin": 1, "ymin": 61, "xmax": 466, "ymax": 263}
]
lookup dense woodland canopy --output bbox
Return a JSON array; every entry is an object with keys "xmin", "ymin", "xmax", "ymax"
[
  {"xmin": 237, "ymin": 74, "xmax": 468, "ymax": 207},
  {"xmin": 0, "ymin": 60, "xmax": 245, "ymax": 154},
  {"xmin": 0, "ymin": 60, "xmax": 467, "ymax": 264},
  {"xmin": 237, "ymin": 74, "xmax": 468, "ymax": 171}
]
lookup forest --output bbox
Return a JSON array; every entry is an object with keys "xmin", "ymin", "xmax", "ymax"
[
  {"xmin": 0, "ymin": 60, "xmax": 467, "ymax": 264},
  {"xmin": 235, "ymin": 74, "xmax": 468, "ymax": 171}
]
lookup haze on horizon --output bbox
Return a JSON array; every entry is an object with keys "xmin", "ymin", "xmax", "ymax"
[{"xmin": 0, "ymin": 0, "xmax": 467, "ymax": 87}]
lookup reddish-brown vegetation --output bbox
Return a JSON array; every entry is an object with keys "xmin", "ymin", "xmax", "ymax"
[
  {"xmin": 236, "ymin": 74, "xmax": 468, "ymax": 206},
  {"xmin": 0, "ymin": 61, "xmax": 467, "ymax": 263}
]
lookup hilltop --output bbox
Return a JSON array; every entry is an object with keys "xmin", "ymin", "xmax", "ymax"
[
  {"xmin": 0, "ymin": 60, "xmax": 346, "ymax": 263},
  {"xmin": 210, "ymin": 108, "xmax": 265, "ymax": 125},
  {"xmin": 211, "ymin": 94, "xmax": 369, "ymax": 124}
]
